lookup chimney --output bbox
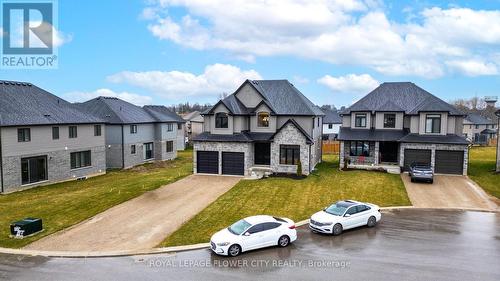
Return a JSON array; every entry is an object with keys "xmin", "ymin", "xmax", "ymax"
[{"xmin": 485, "ymin": 96, "xmax": 497, "ymax": 107}]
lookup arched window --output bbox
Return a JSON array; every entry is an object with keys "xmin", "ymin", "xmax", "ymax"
[
  {"xmin": 215, "ymin": 112, "xmax": 228, "ymax": 128},
  {"xmin": 257, "ymin": 112, "xmax": 270, "ymax": 127}
]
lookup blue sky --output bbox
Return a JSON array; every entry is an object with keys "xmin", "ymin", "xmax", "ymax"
[{"xmin": 1, "ymin": 0, "xmax": 500, "ymax": 108}]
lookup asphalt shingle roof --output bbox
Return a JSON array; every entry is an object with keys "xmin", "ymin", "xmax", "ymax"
[
  {"xmin": 342, "ymin": 82, "xmax": 463, "ymax": 116},
  {"xmin": 205, "ymin": 80, "xmax": 324, "ymax": 116},
  {"xmin": 143, "ymin": 105, "xmax": 185, "ymax": 123},
  {"xmin": 0, "ymin": 80, "xmax": 102, "ymax": 126},
  {"xmin": 398, "ymin": 134, "xmax": 469, "ymax": 145},
  {"xmin": 76, "ymin": 97, "xmax": 157, "ymax": 124},
  {"xmin": 464, "ymin": 113, "xmax": 495, "ymax": 125},
  {"xmin": 338, "ymin": 127, "xmax": 408, "ymax": 142},
  {"xmin": 323, "ymin": 109, "xmax": 342, "ymax": 124}
]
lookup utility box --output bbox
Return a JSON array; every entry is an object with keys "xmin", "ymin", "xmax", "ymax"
[{"xmin": 10, "ymin": 218, "xmax": 43, "ymax": 238}]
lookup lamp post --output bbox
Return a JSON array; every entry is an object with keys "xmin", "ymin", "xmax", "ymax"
[{"xmin": 495, "ymin": 110, "xmax": 500, "ymax": 172}]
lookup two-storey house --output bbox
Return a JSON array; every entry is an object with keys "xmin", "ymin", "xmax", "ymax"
[
  {"xmin": 76, "ymin": 97, "xmax": 184, "ymax": 169},
  {"xmin": 322, "ymin": 109, "xmax": 342, "ymax": 140},
  {"xmin": 463, "ymin": 113, "xmax": 497, "ymax": 144},
  {"xmin": 193, "ymin": 79, "xmax": 324, "ymax": 176},
  {"xmin": 338, "ymin": 82, "xmax": 469, "ymax": 175},
  {"xmin": 0, "ymin": 80, "xmax": 106, "ymax": 193}
]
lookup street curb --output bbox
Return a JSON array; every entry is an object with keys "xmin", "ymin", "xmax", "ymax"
[{"xmin": 1, "ymin": 206, "xmax": 497, "ymax": 258}]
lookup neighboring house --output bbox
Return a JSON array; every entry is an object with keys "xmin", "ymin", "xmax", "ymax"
[
  {"xmin": 322, "ymin": 109, "xmax": 342, "ymax": 140},
  {"xmin": 76, "ymin": 97, "xmax": 182, "ymax": 169},
  {"xmin": 496, "ymin": 110, "xmax": 500, "ymax": 172},
  {"xmin": 338, "ymin": 82, "xmax": 469, "ymax": 175},
  {"xmin": 0, "ymin": 80, "xmax": 106, "ymax": 193},
  {"xmin": 463, "ymin": 113, "xmax": 497, "ymax": 144},
  {"xmin": 144, "ymin": 105, "xmax": 186, "ymax": 151},
  {"xmin": 183, "ymin": 111, "xmax": 204, "ymax": 142},
  {"xmin": 193, "ymin": 79, "xmax": 324, "ymax": 176}
]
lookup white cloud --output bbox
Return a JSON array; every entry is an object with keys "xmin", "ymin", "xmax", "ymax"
[
  {"xmin": 107, "ymin": 63, "xmax": 262, "ymax": 99},
  {"xmin": 143, "ymin": 1, "xmax": 500, "ymax": 78},
  {"xmin": 64, "ymin": 88, "xmax": 153, "ymax": 106},
  {"xmin": 445, "ymin": 59, "xmax": 498, "ymax": 76},
  {"xmin": 318, "ymin": 74, "xmax": 379, "ymax": 94}
]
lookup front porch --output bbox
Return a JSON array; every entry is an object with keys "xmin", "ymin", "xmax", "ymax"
[{"xmin": 340, "ymin": 140, "xmax": 401, "ymax": 173}]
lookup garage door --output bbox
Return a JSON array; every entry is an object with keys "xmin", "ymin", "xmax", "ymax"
[
  {"xmin": 197, "ymin": 151, "xmax": 219, "ymax": 174},
  {"xmin": 435, "ymin": 150, "xmax": 464, "ymax": 175},
  {"xmin": 403, "ymin": 149, "xmax": 431, "ymax": 171},
  {"xmin": 222, "ymin": 152, "xmax": 245, "ymax": 176}
]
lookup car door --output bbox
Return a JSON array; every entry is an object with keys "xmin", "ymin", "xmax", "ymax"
[
  {"xmin": 355, "ymin": 205, "xmax": 371, "ymax": 227},
  {"xmin": 241, "ymin": 223, "xmax": 265, "ymax": 251},
  {"xmin": 342, "ymin": 207, "xmax": 358, "ymax": 229},
  {"xmin": 260, "ymin": 222, "xmax": 282, "ymax": 247}
]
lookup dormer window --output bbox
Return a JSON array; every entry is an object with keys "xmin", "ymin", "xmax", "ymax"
[
  {"xmin": 383, "ymin": 114, "xmax": 396, "ymax": 128},
  {"xmin": 425, "ymin": 114, "xmax": 441, "ymax": 133},
  {"xmin": 257, "ymin": 112, "xmax": 270, "ymax": 127},
  {"xmin": 354, "ymin": 113, "xmax": 367, "ymax": 128},
  {"xmin": 215, "ymin": 112, "xmax": 228, "ymax": 128}
]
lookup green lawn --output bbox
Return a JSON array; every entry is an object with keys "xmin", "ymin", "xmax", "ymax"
[
  {"xmin": 468, "ymin": 146, "xmax": 500, "ymax": 199},
  {"xmin": 0, "ymin": 150, "xmax": 193, "ymax": 248},
  {"xmin": 160, "ymin": 155, "xmax": 410, "ymax": 247}
]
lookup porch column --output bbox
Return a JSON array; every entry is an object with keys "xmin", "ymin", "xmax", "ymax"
[{"xmin": 374, "ymin": 141, "xmax": 380, "ymax": 165}]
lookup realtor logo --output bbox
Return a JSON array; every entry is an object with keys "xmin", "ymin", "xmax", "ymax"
[{"xmin": 1, "ymin": 0, "xmax": 58, "ymax": 69}]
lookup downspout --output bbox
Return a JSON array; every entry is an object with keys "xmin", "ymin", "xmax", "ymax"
[
  {"xmin": 121, "ymin": 125, "xmax": 125, "ymax": 169},
  {"xmin": 309, "ymin": 144, "xmax": 312, "ymax": 174},
  {"xmin": 0, "ymin": 126, "xmax": 4, "ymax": 193}
]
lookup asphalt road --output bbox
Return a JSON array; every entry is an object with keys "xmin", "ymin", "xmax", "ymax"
[{"xmin": 1, "ymin": 209, "xmax": 499, "ymax": 281}]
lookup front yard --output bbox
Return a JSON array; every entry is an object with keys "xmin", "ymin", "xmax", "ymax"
[
  {"xmin": 160, "ymin": 154, "xmax": 411, "ymax": 247},
  {"xmin": 0, "ymin": 150, "xmax": 193, "ymax": 248},
  {"xmin": 468, "ymin": 146, "xmax": 500, "ymax": 199}
]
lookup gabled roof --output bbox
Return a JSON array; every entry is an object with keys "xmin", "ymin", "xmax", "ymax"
[
  {"xmin": 204, "ymin": 80, "xmax": 323, "ymax": 116},
  {"xmin": 271, "ymin": 118, "xmax": 313, "ymax": 144},
  {"xmin": 464, "ymin": 113, "xmax": 495, "ymax": 125},
  {"xmin": 0, "ymin": 80, "xmax": 103, "ymax": 126},
  {"xmin": 143, "ymin": 105, "xmax": 185, "ymax": 123},
  {"xmin": 76, "ymin": 97, "xmax": 157, "ymax": 124},
  {"xmin": 323, "ymin": 109, "xmax": 342, "ymax": 124},
  {"xmin": 342, "ymin": 82, "xmax": 463, "ymax": 116}
]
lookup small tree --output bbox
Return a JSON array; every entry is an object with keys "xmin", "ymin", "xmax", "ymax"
[{"xmin": 296, "ymin": 159, "xmax": 303, "ymax": 177}]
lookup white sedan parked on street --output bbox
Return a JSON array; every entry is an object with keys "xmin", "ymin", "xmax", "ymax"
[
  {"xmin": 309, "ymin": 200, "xmax": 381, "ymax": 235},
  {"xmin": 210, "ymin": 215, "xmax": 297, "ymax": 256}
]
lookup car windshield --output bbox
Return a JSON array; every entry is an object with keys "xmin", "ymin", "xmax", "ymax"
[
  {"xmin": 228, "ymin": 219, "xmax": 251, "ymax": 235},
  {"xmin": 324, "ymin": 203, "xmax": 348, "ymax": 216}
]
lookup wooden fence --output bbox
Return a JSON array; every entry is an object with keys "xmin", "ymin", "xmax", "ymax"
[{"xmin": 322, "ymin": 140, "xmax": 340, "ymax": 154}]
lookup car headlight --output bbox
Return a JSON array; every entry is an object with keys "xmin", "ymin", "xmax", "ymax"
[{"xmin": 217, "ymin": 242, "xmax": 230, "ymax": 246}]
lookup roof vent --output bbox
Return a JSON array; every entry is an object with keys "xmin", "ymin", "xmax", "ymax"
[
  {"xmin": 44, "ymin": 114, "xmax": 51, "ymax": 117},
  {"xmin": 105, "ymin": 114, "xmax": 111, "ymax": 118}
]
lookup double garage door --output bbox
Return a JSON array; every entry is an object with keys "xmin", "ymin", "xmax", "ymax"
[
  {"xmin": 196, "ymin": 151, "xmax": 244, "ymax": 176},
  {"xmin": 403, "ymin": 149, "xmax": 464, "ymax": 175}
]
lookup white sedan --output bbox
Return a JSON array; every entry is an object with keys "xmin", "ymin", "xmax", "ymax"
[
  {"xmin": 210, "ymin": 215, "xmax": 297, "ymax": 256},
  {"xmin": 309, "ymin": 200, "xmax": 381, "ymax": 235}
]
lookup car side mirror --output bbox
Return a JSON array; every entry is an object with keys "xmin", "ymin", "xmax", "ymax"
[
  {"xmin": 344, "ymin": 214, "xmax": 351, "ymax": 217},
  {"xmin": 243, "ymin": 232, "xmax": 251, "ymax": 236}
]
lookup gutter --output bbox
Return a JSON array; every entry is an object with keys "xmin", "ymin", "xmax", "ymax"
[{"xmin": 121, "ymin": 125, "xmax": 125, "ymax": 169}]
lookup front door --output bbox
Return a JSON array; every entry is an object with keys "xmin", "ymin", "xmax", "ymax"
[
  {"xmin": 254, "ymin": 142, "xmax": 271, "ymax": 165},
  {"xmin": 144, "ymin": 142, "xmax": 153, "ymax": 160},
  {"xmin": 379, "ymin": 142, "xmax": 398, "ymax": 163}
]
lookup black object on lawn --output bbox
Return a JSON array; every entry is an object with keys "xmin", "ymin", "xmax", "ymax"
[{"xmin": 10, "ymin": 218, "xmax": 43, "ymax": 238}]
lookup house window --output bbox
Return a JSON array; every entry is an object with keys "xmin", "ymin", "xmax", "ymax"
[
  {"xmin": 177, "ymin": 123, "xmax": 182, "ymax": 130},
  {"xmin": 167, "ymin": 123, "xmax": 173, "ymax": 131},
  {"xmin": 257, "ymin": 112, "xmax": 270, "ymax": 127},
  {"xmin": 383, "ymin": 114, "xmax": 396, "ymax": 128},
  {"xmin": 354, "ymin": 114, "xmax": 367, "ymax": 128},
  {"xmin": 69, "ymin": 126, "xmax": 78, "ymax": 138},
  {"xmin": 21, "ymin": 156, "xmax": 47, "ymax": 185},
  {"xmin": 475, "ymin": 124, "xmax": 479, "ymax": 129},
  {"xmin": 94, "ymin": 125, "xmax": 102, "ymax": 136},
  {"xmin": 349, "ymin": 141, "xmax": 370, "ymax": 157},
  {"xmin": 317, "ymin": 118, "xmax": 320, "ymax": 127},
  {"xmin": 52, "ymin": 127, "xmax": 59, "ymax": 140},
  {"xmin": 215, "ymin": 112, "xmax": 228, "ymax": 128},
  {"xmin": 280, "ymin": 145, "xmax": 300, "ymax": 165},
  {"xmin": 130, "ymin": 125, "xmax": 137, "ymax": 134},
  {"xmin": 425, "ymin": 114, "xmax": 441, "ymax": 133},
  {"xmin": 328, "ymin": 124, "xmax": 333, "ymax": 129},
  {"xmin": 17, "ymin": 128, "xmax": 31, "ymax": 142},
  {"xmin": 166, "ymin": 141, "xmax": 174, "ymax": 152},
  {"xmin": 144, "ymin": 142, "xmax": 154, "ymax": 160},
  {"xmin": 70, "ymin": 151, "xmax": 91, "ymax": 169},
  {"xmin": 131, "ymin": 145, "xmax": 136, "ymax": 154}
]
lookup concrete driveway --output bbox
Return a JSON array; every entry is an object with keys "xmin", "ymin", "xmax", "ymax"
[
  {"xmin": 25, "ymin": 175, "xmax": 241, "ymax": 252},
  {"xmin": 401, "ymin": 174, "xmax": 497, "ymax": 210}
]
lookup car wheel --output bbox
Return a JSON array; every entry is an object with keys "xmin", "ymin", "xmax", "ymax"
[
  {"xmin": 367, "ymin": 216, "xmax": 377, "ymax": 227},
  {"xmin": 332, "ymin": 223, "xmax": 343, "ymax": 235},
  {"xmin": 430, "ymin": 179, "xmax": 434, "ymax": 184},
  {"xmin": 228, "ymin": 244, "xmax": 241, "ymax": 257},
  {"xmin": 410, "ymin": 178, "xmax": 414, "ymax": 182},
  {"xmin": 278, "ymin": 235, "xmax": 290, "ymax": 247}
]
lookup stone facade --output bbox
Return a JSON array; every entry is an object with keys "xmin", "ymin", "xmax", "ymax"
[
  {"xmin": 399, "ymin": 142, "xmax": 468, "ymax": 175},
  {"xmin": 1, "ymin": 146, "xmax": 106, "ymax": 193},
  {"xmin": 271, "ymin": 123, "xmax": 311, "ymax": 175},
  {"xmin": 193, "ymin": 141, "xmax": 253, "ymax": 176},
  {"xmin": 339, "ymin": 141, "xmax": 376, "ymax": 168}
]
